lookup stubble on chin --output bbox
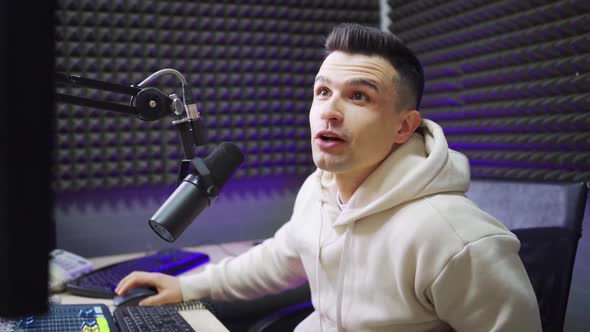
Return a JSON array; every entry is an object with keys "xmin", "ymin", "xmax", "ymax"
[{"xmin": 312, "ymin": 151, "xmax": 348, "ymax": 173}]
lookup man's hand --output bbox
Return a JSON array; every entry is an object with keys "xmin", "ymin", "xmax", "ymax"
[{"xmin": 115, "ymin": 271, "xmax": 183, "ymax": 306}]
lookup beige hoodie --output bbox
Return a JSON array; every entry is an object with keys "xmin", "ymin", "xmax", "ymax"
[{"xmin": 180, "ymin": 119, "xmax": 542, "ymax": 331}]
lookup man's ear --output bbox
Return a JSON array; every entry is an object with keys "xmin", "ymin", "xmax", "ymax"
[{"xmin": 394, "ymin": 110, "xmax": 421, "ymax": 144}]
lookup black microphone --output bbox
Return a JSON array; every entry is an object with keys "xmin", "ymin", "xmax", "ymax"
[{"xmin": 149, "ymin": 142, "xmax": 244, "ymax": 242}]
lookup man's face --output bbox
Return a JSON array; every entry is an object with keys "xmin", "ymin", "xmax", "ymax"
[{"xmin": 310, "ymin": 51, "xmax": 408, "ymax": 178}]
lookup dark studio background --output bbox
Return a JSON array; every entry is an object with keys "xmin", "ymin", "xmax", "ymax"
[{"xmin": 1, "ymin": 0, "xmax": 588, "ymax": 329}]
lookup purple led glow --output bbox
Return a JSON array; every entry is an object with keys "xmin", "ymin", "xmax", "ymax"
[{"xmin": 468, "ymin": 158, "xmax": 566, "ymax": 171}]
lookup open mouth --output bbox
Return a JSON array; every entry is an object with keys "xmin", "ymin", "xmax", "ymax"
[{"xmin": 319, "ymin": 134, "xmax": 344, "ymax": 142}]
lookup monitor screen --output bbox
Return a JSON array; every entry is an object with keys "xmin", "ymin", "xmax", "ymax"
[{"xmin": 0, "ymin": 1, "xmax": 56, "ymax": 317}]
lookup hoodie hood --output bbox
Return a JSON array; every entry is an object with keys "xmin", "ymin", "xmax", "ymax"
[{"xmin": 318, "ymin": 119, "xmax": 470, "ymax": 227}]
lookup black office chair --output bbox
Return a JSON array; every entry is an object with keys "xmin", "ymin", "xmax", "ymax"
[
  {"xmin": 202, "ymin": 284, "xmax": 312, "ymax": 332},
  {"xmin": 245, "ymin": 179, "xmax": 588, "ymax": 332},
  {"xmin": 466, "ymin": 179, "xmax": 588, "ymax": 332},
  {"xmin": 246, "ymin": 300, "xmax": 314, "ymax": 332}
]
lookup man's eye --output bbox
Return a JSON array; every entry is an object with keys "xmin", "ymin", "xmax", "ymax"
[
  {"xmin": 353, "ymin": 92, "xmax": 367, "ymax": 101},
  {"xmin": 318, "ymin": 88, "xmax": 329, "ymax": 96}
]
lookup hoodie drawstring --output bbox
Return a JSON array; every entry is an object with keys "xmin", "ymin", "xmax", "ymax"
[
  {"xmin": 336, "ymin": 223, "xmax": 354, "ymax": 332},
  {"xmin": 316, "ymin": 201, "xmax": 324, "ymax": 332}
]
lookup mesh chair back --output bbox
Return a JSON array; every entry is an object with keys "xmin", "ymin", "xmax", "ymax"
[{"xmin": 467, "ymin": 179, "xmax": 588, "ymax": 332}]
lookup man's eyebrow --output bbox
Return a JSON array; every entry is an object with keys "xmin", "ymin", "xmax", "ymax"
[
  {"xmin": 314, "ymin": 75, "xmax": 380, "ymax": 93},
  {"xmin": 346, "ymin": 78, "xmax": 380, "ymax": 93},
  {"xmin": 315, "ymin": 75, "xmax": 330, "ymax": 84}
]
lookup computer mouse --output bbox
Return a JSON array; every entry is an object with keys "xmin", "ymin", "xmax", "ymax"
[{"xmin": 113, "ymin": 287, "xmax": 158, "ymax": 307}]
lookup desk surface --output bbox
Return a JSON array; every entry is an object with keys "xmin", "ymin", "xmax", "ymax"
[{"xmin": 59, "ymin": 241, "xmax": 256, "ymax": 332}]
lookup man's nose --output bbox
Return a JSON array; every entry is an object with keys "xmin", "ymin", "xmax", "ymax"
[{"xmin": 319, "ymin": 97, "xmax": 344, "ymax": 123}]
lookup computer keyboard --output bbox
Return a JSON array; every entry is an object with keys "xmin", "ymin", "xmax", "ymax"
[
  {"xmin": 66, "ymin": 248, "xmax": 209, "ymax": 298},
  {"xmin": 114, "ymin": 304, "xmax": 195, "ymax": 332}
]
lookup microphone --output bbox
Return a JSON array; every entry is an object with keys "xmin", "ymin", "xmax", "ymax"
[{"xmin": 149, "ymin": 142, "xmax": 244, "ymax": 242}]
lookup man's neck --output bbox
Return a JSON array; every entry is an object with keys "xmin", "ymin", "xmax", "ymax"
[
  {"xmin": 332, "ymin": 148, "xmax": 395, "ymax": 204},
  {"xmin": 334, "ymin": 147, "xmax": 395, "ymax": 204},
  {"xmin": 334, "ymin": 169, "xmax": 374, "ymax": 204}
]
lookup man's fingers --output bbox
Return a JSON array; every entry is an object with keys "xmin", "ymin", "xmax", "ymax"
[{"xmin": 115, "ymin": 271, "xmax": 154, "ymax": 294}]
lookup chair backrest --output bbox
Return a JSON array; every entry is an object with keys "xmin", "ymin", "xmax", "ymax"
[{"xmin": 466, "ymin": 179, "xmax": 588, "ymax": 332}]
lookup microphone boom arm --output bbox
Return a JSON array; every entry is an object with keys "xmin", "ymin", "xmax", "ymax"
[
  {"xmin": 55, "ymin": 71, "xmax": 206, "ymax": 184},
  {"xmin": 55, "ymin": 73, "xmax": 175, "ymax": 121}
]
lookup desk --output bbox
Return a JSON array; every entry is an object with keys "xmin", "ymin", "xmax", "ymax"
[{"xmin": 60, "ymin": 241, "xmax": 256, "ymax": 332}]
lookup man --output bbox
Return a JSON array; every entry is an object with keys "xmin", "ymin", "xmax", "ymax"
[{"xmin": 117, "ymin": 23, "xmax": 541, "ymax": 331}]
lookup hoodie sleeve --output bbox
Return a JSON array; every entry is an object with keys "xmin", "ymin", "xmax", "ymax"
[
  {"xmin": 179, "ymin": 219, "xmax": 307, "ymax": 302},
  {"xmin": 427, "ymin": 234, "xmax": 542, "ymax": 332}
]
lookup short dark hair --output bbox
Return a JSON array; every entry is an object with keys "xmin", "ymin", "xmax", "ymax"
[{"xmin": 325, "ymin": 23, "xmax": 424, "ymax": 111}]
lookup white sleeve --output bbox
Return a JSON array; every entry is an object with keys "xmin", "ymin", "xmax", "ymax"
[
  {"xmin": 179, "ymin": 220, "xmax": 307, "ymax": 302},
  {"xmin": 428, "ymin": 234, "xmax": 542, "ymax": 332}
]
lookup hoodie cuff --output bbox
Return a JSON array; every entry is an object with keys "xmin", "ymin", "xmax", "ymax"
[{"xmin": 178, "ymin": 270, "xmax": 212, "ymax": 302}]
